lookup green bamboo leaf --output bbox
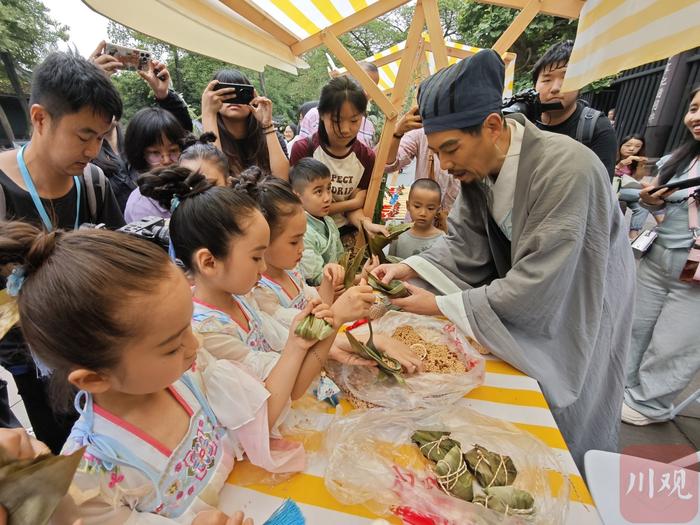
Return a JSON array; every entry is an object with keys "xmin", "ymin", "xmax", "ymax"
[{"xmin": 0, "ymin": 447, "xmax": 84, "ymax": 525}]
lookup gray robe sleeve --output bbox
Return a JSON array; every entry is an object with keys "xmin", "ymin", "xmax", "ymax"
[{"xmin": 404, "ymin": 123, "xmax": 635, "ymax": 467}]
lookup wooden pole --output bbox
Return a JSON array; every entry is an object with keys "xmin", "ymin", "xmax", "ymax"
[
  {"xmin": 422, "ymin": 0, "xmax": 448, "ymax": 71},
  {"xmin": 362, "ymin": 3, "xmax": 427, "ymax": 219},
  {"xmin": 491, "ymin": 0, "xmax": 541, "ymax": 55},
  {"xmin": 321, "ymin": 31, "xmax": 397, "ymax": 120}
]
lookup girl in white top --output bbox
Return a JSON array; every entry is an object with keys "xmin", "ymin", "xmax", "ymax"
[
  {"xmin": 163, "ymin": 170, "xmax": 372, "ymax": 408},
  {"xmin": 0, "ymin": 221, "xmax": 293, "ymax": 524}
]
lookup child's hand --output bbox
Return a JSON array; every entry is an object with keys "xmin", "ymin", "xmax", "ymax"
[
  {"xmin": 329, "ymin": 343, "xmax": 377, "ymax": 366},
  {"xmin": 362, "ymin": 220, "xmax": 391, "ymax": 237},
  {"xmin": 193, "ymin": 510, "xmax": 253, "ymax": 525},
  {"xmin": 331, "ymin": 279, "xmax": 375, "ymax": 324},
  {"xmin": 373, "ymin": 334, "xmax": 424, "ymax": 375},
  {"xmin": 360, "ymin": 255, "xmax": 380, "ymax": 281},
  {"xmin": 288, "ymin": 299, "xmax": 335, "ymax": 349},
  {"xmin": 288, "ymin": 300, "xmax": 320, "ymax": 351},
  {"xmin": 323, "ymin": 263, "xmax": 345, "ymax": 287},
  {"xmin": 311, "ymin": 300, "xmax": 335, "ymax": 329},
  {"xmin": 319, "ymin": 263, "xmax": 346, "ymax": 303}
]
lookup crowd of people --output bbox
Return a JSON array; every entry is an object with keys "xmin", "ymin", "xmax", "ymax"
[{"xmin": 0, "ymin": 35, "xmax": 697, "ymax": 523}]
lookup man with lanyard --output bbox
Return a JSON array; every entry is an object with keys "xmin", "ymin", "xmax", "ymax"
[
  {"xmin": 532, "ymin": 40, "xmax": 618, "ymax": 181},
  {"xmin": 373, "ymin": 49, "xmax": 635, "ymax": 469},
  {"xmin": 0, "ymin": 52, "xmax": 124, "ymax": 453}
]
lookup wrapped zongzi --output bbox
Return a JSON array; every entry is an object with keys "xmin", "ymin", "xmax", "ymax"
[
  {"xmin": 295, "ymin": 315, "xmax": 335, "ymax": 341},
  {"xmin": 472, "ymin": 486, "xmax": 535, "ymax": 515},
  {"xmin": 433, "ymin": 444, "xmax": 475, "ymax": 502},
  {"xmin": 464, "ymin": 444, "xmax": 517, "ymax": 487}
]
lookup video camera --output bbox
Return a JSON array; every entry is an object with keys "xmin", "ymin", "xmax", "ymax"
[
  {"xmin": 502, "ymin": 88, "xmax": 563, "ymax": 123},
  {"xmin": 81, "ymin": 216, "xmax": 170, "ymax": 251}
]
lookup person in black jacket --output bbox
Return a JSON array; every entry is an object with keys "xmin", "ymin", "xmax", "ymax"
[
  {"xmin": 89, "ymin": 41, "xmax": 193, "ymax": 210},
  {"xmin": 532, "ymin": 41, "xmax": 618, "ymax": 181}
]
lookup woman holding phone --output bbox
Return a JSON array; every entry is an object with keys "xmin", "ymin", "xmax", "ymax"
[
  {"xmin": 201, "ymin": 69, "xmax": 289, "ymax": 180},
  {"xmin": 623, "ymin": 85, "xmax": 700, "ymax": 426}
]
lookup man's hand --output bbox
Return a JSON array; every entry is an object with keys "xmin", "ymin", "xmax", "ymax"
[
  {"xmin": 138, "ymin": 59, "xmax": 171, "ymax": 100},
  {"xmin": 395, "ymin": 105, "xmax": 422, "ymax": 137},
  {"xmin": 88, "ymin": 41, "xmax": 122, "ymax": 76},
  {"xmin": 372, "ymin": 263, "xmax": 417, "ymax": 285},
  {"xmin": 390, "ymin": 283, "xmax": 440, "ymax": 316}
]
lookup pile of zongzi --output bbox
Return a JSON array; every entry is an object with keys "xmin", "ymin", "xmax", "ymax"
[{"xmin": 411, "ymin": 430, "xmax": 535, "ymax": 516}]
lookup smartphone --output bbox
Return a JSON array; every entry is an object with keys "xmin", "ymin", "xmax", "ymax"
[
  {"xmin": 214, "ymin": 82, "xmax": 255, "ymax": 105},
  {"xmin": 104, "ymin": 43, "xmax": 151, "ymax": 72},
  {"xmin": 650, "ymin": 176, "xmax": 700, "ymax": 192}
]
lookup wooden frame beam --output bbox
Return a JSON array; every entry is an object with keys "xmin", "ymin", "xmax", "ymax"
[
  {"xmin": 218, "ymin": 0, "xmax": 298, "ymax": 47},
  {"xmin": 363, "ymin": 3, "xmax": 426, "ymax": 218},
  {"xmin": 291, "ymin": 0, "xmax": 410, "ymax": 56},
  {"xmin": 473, "ymin": 0, "xmax": 584, "ymax": 19},
  {"xmin": 321, "ymin": 30, "xmax": 397, "ymax": 120},
  {"xmin": 422, "ymin": 0, "xmax": 448, "ymax": 71},
  {"xmin": 492, "ymin": 0, "xmax": 540, "ymax": 55}
]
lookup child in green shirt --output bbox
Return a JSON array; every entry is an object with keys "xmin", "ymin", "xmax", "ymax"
[{"xmin": 291, "ymin": 158, "xmax": 345, "ymax": 286}]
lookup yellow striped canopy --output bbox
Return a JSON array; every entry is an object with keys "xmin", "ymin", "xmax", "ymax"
[
  {"xmin": 336, "ymin": 35, "xmax": 517, "ymax": 98},
  {"xmin": 563, "ymin": 0, "xmax": 700, "ymax": 91},
  {"xmin": 82, "ymin": 0, "xmax": 309, "ymax": 73}
]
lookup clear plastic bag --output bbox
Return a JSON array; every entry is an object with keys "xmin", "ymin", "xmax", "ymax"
[
  {"xmin": 324, "ymin": 406, "xmax": 569, "ymax": 524},
  {"xmin": 328, "ymin": 311, "xmax": 485, "ymax": 409}
]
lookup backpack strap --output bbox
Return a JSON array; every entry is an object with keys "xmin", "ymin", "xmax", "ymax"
[
  {"xmin": 82, "ymin": 164, "xmax": 107, "ymax": 223},
  {"xmin": 0, "ymin": 184, "xmax": 5, "ymax": 221},
  {"xmin": 576, "ymin": 106, "xmax": 602, "ymax": 146}
]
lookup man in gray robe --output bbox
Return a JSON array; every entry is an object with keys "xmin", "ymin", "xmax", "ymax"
[{"xmin": 374, "ymin": 49, "xmax": 635, "ymax": 469}]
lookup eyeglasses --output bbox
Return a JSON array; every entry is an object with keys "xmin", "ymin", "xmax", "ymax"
[{"xmin": 145, "ymin": 150, "xmax": 180, "ymax": 166}]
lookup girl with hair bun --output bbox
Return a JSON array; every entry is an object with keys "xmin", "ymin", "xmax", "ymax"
[
  {"xmin": 238, "ymin": 167, "xmax": 423, "ymax": 372},
  {"xmin": 0, "ymin": 220, "xmax": 292, "ymax": 523},
  {"xmin": 164, "ymin": 173, "xmax": 345, "ymax": 421}
]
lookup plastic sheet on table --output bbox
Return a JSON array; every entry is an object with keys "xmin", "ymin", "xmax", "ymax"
[
  {"xmin": 328, "ymin": 311, "xmax": 485, "ymax": 409},
  {"xmin": 324, "ymin": 405, "xmax": 569, "ymax": 524}
]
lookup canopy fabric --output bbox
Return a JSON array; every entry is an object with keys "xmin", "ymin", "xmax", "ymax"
[
  {"xmin": 82, "ymin": 0, "xmax": 308, "ymax": 73},
  {"xmin": 562, "ymin": 0, "xmax": 700, "ymax": 91},
  {"xmin": 247, "ymin": 0, "xmax": 382, "ymax": 40},
  {"xmin": 336, "ymin": 36, "xmax": 517, "ymax": 97}
]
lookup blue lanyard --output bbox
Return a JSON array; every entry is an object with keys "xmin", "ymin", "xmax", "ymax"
[{"xmin": 16, "ymin": 144, "xmax": 81, "ymax": 230}]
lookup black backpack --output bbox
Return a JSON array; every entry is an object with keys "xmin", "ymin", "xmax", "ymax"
[
  {"xmin": 575, "ymin": 104, "xmax": 602, "ymax": 146},
  {"xmin": 0, "ymin": 163, "xmax": 108, "ymax": 222}
]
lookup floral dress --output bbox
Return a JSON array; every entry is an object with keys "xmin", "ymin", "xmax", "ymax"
[
  {"xmin": 191, "ymin": 294, "xmax": 282, "ymax": 380},
  {"xmin": 62, "ymin": 350, "xmax": 305, "ymax": 524},
  {"xmin": 253, "ymin": 267, "xmax": 320, "ymax": 333}
]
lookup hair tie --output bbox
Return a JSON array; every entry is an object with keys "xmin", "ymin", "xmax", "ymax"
[
  {"xmin": 6, "ymin": 266, "xmax": 26, "ymax": 297},
  {"xmin": 170, "ymin": 195, "xmax": 181, "ymax": 213}
]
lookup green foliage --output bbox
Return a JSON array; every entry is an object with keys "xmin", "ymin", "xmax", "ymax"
[
  {"xmin": 0, "ymin": 0, "xmax": 68, "ymax": 91},
  {"xmin": 456, "ymin": 0, "xmax": 578, "ymax": 91}
]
